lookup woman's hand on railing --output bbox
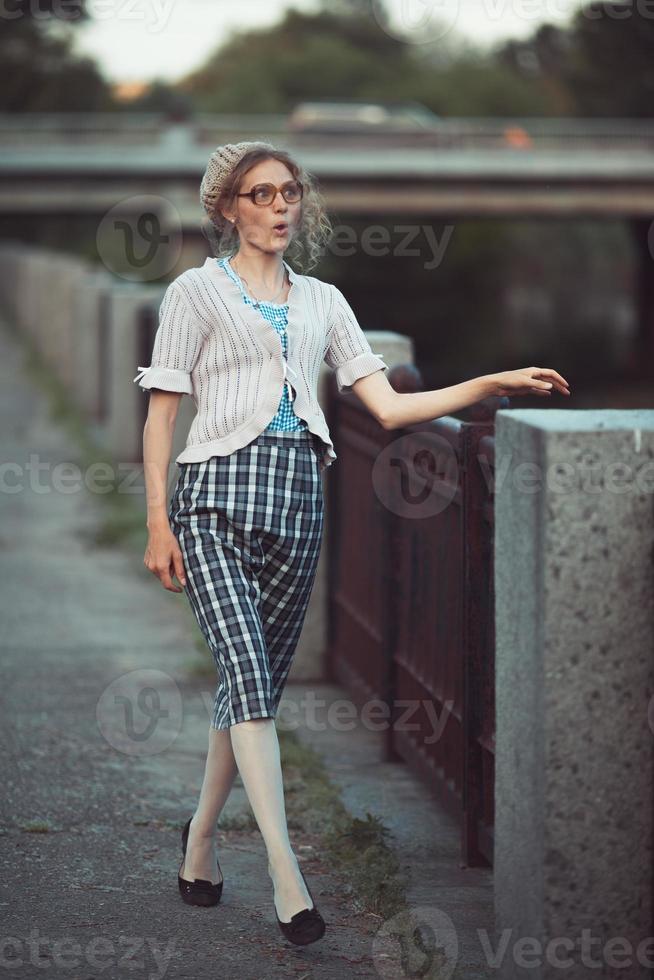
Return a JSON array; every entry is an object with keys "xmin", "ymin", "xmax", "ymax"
[
  {"xmin": 143, "ymin": 524, "xmax": 187, "ymax": 593},
  {"xmin": 488, "ymin": 367, "xmax": 570, "ymax": 398}
]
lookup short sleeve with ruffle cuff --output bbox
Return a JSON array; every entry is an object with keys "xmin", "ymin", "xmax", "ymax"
[
  {"xmin": 133, "ymin": 364, "xmax": 194, "ymax": 394},
  {"xmin": 324, "ymin": 284, "xmax": 389, "ymax": 394},
  {"xmin": 133, "ymin": 281, "xmax": 203, "ymax": 394}
]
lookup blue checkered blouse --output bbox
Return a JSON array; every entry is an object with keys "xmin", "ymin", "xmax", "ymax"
[{"xmin": 218, "ymin": 257, "xmax": 308, "ymax": 432}]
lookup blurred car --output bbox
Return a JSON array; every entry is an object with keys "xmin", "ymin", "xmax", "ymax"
[{"xmin": 287, "ymin": 101, "xmax": 439, "ymax": 134}]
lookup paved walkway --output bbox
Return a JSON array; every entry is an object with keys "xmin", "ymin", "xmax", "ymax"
[{"xmin": 0, "ymin": 313, "xmax": 493, "ymax": 979}]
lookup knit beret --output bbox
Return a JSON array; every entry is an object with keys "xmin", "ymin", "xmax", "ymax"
[{"xmin": 200, "ymin": 140, "xmax": 277, "ymax": 219}]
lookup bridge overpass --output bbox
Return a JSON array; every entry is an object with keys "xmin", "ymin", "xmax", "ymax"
[
  {"xmin": 1, "ymin": 113, "xmax": 653, "ymax": 364},
  {"xmin": 2, "ymin": 113, "xmax": 654, "ymax": 219}
]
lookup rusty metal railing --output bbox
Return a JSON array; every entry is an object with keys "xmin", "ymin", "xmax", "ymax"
[{"xmin": 325, "ymin": 365, "xmax": 505, "ymax": 867}]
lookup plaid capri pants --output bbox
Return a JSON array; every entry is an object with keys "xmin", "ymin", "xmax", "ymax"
[{"xmin": 167, "ymin": 429, "xmax": 325, "ymax": 730}]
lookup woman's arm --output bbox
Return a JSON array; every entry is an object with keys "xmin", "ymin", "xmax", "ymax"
[
  {"xmin": 350, "ymin": 367, "xmax": 571, "ymax": 430},
  {"xmin": 141, "ymin": 391, "xmax": 188, "ymax": 593},
  {"xmin": 134, "ymin": 280, "xmax": 205, "ymax": 592},
  {"xmin": 143, "ymin": 391, "xmax": 180, "ymax": 527},
  {"xmin": 323, "ymin": 284, "xmax": 570, "ymax": 427}
]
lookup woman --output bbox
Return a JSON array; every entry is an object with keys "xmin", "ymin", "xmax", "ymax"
[{"xmin": 134, "ymin": 141, "xmax": 570, "ymax": 946}]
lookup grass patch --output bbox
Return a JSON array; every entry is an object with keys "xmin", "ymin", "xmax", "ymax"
[
  {"xmin": 278, "ymin": 727, "xmax": 408, "ymax": 919},
  {"xmin": 20, "ymin": 821, "xmax": 52, "ymax": 833},
  {"xmin": 323, "ymin": 811, "xmax": 407, "ymax": 918}
]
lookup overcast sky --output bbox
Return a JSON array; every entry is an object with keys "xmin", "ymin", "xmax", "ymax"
[{"xmin": 73, "ymin": 0, "xmax": 585, "ymax": 84}]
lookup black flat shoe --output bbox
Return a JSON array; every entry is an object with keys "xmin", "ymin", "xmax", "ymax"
[
  {"xmin": 274, "ymin": 866, "xmax": 326, "ymax": 946},
  {"xmin": 177, "ymin": 816, "xmax": 223, "ymax": 907}
]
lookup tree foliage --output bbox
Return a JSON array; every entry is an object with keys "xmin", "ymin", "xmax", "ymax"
[
  {"xmin": 3, "ymin": 0, "xmax": 649, "ymax": 117},
  {"xmin": 496, "ymin": 2, "xmax": 654, "ymax": 116},
  {"xmin": 180, "ymin": 8, "xmax": 411, "ymax": 112},
  {"xmin": 567, "ymin": 1, "xmax": 654, "ymax": 115},
  {"xmin": 0, "ymin": 0, "xmax": 111, "ymax": 111}
]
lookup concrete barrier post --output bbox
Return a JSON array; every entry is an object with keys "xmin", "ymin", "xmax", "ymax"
[
  {"xmin": 104, "ymin": 284, "xmax": 165, "ymax": 463},
  {"xmin": 494, "ymin": 408, "xmax": 654, "ymax": 980}
]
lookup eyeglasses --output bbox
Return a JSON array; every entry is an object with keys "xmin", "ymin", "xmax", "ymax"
[{"xmin": 235, "ymin": 180, "xmax": 303, "ymax": 207}]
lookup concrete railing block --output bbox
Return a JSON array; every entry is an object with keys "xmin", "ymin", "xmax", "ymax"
[{"xmin": 494, "ymin": 408, "xmax": 654, "ymax": 980}]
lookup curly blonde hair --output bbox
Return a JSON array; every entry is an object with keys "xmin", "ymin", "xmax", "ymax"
[{"xmin": 201, "ymin": 146, "xmax": 333, "ymax": 275}]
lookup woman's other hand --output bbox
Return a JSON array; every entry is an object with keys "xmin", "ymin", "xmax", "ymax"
[{"xmin": 144, "ymin": 523, "xmax": 187, "ymax": 592}]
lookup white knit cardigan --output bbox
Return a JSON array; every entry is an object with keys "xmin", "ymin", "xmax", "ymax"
[{"xmin": 133, "ymin": 257, "xmax": 389, "ymax": 469}]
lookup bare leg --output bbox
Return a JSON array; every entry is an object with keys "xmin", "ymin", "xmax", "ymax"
[
  {"xmin": 180, "ymin": 726, "xmax": 239, "ymax": 885},
  {"xmin": 229, "ymin": 717, "xmax": 313, "ymax": 922}
]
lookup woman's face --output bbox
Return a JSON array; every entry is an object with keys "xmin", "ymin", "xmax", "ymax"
[{"xmin": 225, "ymin": 158, "xmax": 302, "ymax": 255}]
